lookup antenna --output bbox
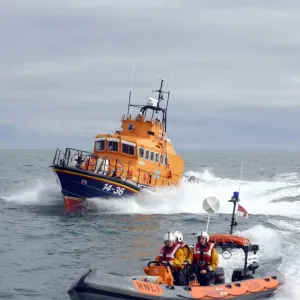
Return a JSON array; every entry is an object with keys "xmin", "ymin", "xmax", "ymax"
[
  {"xmin": 127, "ymin": 56, "xmax": 136, "ymax": 117},
  {"xmin": 202, "ymin": 196, "xmax": 220, "ymax": 233},
  {"xmin": 235, "ymin": 159, "xmax": 244, "ymax": 221}
]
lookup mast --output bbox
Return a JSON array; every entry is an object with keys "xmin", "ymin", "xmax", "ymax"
[
  {"xmin": 151, "ymin": 78, "xmax": 164, "ymax": 119},
  {"xmin": 127, "ymin": 77, "xmax": 171, "ymax": 132},
  {"xmin": 152, "ymin": 78, "xmax": 170, "ymax": 133},
  {"xmin": 229, "ymin": 191, "xmax": 239, "ymax": 234},
  {"xmin": 157, "ymin": 78, "xmax": 164, "ymax": 108}
]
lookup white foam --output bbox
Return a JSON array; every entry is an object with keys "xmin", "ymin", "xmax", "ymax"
[
  {"xmin": 234, "ymin": 224, "xmax": 300, "ymax": 300},
  {"xmin": 89, "ymin": 169, "xmax": 300, "ymax": 216},
  {"xmin": 1, "ymin": 179, "xmax": 61, "ymax": 205},
  {"xmin": 271, "ymin": 236, "xmax": 300, "ymax": 300},
  {"xmin": 235, "ymin": 225, "xmax": 283, "ymax": 260},
  {"xmin": 2, "ymin": 169, "xmax": 300, "ymax": 217},
  {"xmin": 273, "ymin": 172, "xmax": 299, "ymax": 182}
]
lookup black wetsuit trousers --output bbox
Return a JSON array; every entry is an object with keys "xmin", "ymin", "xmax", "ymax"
[{"xmin": 197, "ymin": 271, "xmax": 215, "ymax": 286}]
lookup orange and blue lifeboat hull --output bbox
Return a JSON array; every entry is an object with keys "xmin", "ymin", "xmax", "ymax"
[{"xmin": 51, "ymin": 165, "xmax": 140, "ymax": 213}]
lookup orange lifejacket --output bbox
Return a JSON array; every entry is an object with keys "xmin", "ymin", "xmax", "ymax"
[
  {"xmin": 193, "ymin": 242, "xmax": 214, "ymax": 269},
  {"xmin": 158, "ymin": 243, "xmax": 181, "ymax": 262},
  {"xmin": 81, "ymin": 158, "xmax": 89, "ymax": 170},
  {"xmin": 167, "ymin": 170, "xmax": 172, "ymax": 179},
  {"xmin": 88, "ymin": 157, "xmax": 96, "ymax": 172}
]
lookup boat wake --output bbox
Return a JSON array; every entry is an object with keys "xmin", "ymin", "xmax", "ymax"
[
  {"xmin": 1, "ymin": 179, "xmax": 61, "ymax": 206},
  {"xmin": 2, "ymin": 170, "xmax": 300, "ymax": 299},
  {"xmin": 87, "ymin": 168, "xmax": 300, "ymax": 216},
  {"xmin": 2, "ymin": 169, "xmax": 300, "ymax": 217}
]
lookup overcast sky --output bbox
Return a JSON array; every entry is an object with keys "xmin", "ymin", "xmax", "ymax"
[{"xmin": 1, "ymin": 0, "xmax": 300, "ymax": 150}]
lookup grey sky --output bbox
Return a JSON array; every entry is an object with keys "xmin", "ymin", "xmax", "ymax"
[{"xmin": 1, "ymin": 0, "xmax": 300, "ymax": 149}]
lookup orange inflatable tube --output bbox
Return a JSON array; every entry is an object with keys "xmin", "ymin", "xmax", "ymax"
[{"xmin": 189, "ymin": 276, "xmax": 279, "ymax": 299}]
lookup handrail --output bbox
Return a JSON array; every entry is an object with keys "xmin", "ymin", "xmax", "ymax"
[{"xmin": 52, "ymin": 147, "xmax": 183, "ymax": 188}]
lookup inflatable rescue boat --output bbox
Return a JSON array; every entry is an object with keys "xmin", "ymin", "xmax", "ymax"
[
  {"xmin": 68, "ymin": 234, "xmax": 284, "ymax": 300},
  {"xmin": 67, "ymin": 195, "xmax": 284, "ymax": 300}
]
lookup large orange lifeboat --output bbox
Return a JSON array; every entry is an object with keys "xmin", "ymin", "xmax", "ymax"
[{"xmin": 50, "ymin": 78, "xmax": 187, "ymax": 213}]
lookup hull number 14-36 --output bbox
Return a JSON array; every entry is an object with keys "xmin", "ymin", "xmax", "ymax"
[{"xmin": 103, "ymin": 183, "xmax": 125, "ymax": 195}]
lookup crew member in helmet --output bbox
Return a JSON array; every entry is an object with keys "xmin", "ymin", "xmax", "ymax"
[
  {"xmin": 173, "ymin": 230, "xmax": 192, "ymax": 286},
  {"xmin": 155, "ymin": 232, "xmax": 186, "ymax": 285},
  {"xmin": 188, "ymin": 231, "xmax": 219, "ymax": 286},
  {"xmin": 173, "ymin": 230, "xmax": 191, "ymax": 262},
  {"xmin": 155, "ymin": 232, "xmax": 185, "ymax": 268}
]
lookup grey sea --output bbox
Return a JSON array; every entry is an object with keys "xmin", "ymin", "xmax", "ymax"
[{"xmin": 0, "ymin": 149, "xmax": 299, "ymax": 300}]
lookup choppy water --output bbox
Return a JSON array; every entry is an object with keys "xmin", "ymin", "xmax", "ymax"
[{"xmin": 0, "ymin": 149, "xmax": 300, "ymax": 300}]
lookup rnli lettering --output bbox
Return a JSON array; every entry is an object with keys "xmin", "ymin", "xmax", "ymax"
[
  {"xmin": 133, "ymin": 280, "xmax": 163, "ymax": 296},
  {"xmin": 244, "ymin": 280, "xmax": 264, "ymax": 292},
  {"xmin": 190, "ymin": 286, "xmax": 230, "ymax": 299}
]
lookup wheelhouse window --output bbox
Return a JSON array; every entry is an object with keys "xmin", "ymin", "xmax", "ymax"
[
  {"xmin": 95, "ymin": 139, "xmax": 105, "ymax": 151},
  {"xmin": 150, "ymin": 151, "xmax": 154, "ymax": 161},
  {"xmin": 108, "ymin": 139, "xmax": 119, "ymax": 152},
  {"xmin": 138, "ymin": 147, "xmax": 144, "ymax": 158},
  {"xmin": 145, "ymin": 150, "xmax": 149, "ymax": 160},
  {"xmin": 155, "ymin": 153, "xmax": 159, "ymax": 163},
  {"xmin": 160, "ymin": 154, "xmax": 164, "ymax": 164},
  {"xmin": 165, "ymin": 156, "xmax": 168, "ymax": 165},
  {"xmin": 121, "ymin": 141, "xmax": 136, "ymax": 156}
]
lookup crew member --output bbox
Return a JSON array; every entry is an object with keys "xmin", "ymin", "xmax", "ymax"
[
  {"xmin": 173, "ymin": 230, "xmax": 191, "ymax": 262},
  {"xmin": 88, "ymin": 154, "xmax": 97, "ymax": 172},
  {"xmin": 188, "ymin": 231, "xmax": 219, "ymax": 286},
  {"xmin": 155, "ymin": 232, "xmax": 186, "ymax": 285},
  {"xmin": 136, "ymin": 112, "xmax": 143, "ymax": 121}
]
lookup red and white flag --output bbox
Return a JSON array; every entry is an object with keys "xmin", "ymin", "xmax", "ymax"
[{"xmin": 237, "ymin": 204, "xmax": 248, "ymax": 218}]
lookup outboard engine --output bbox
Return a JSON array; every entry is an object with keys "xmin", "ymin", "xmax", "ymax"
[
  {"xmin": 232, "ymin": 267, "xmax": 255, "ymax": 282},
  {"xmin": 232, "ymin": 268, "xmax": 245, "ymax": 282},
  {"xmin": 248, "ymin": 262, "xmax": 259, "ymax": 274},
  {"xmin": 215, "ymin": 267, "xmax": 225, "ymax": 284}
]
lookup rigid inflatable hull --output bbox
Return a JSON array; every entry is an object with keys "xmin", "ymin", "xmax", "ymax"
[
  {"xmin": 51, "ymin": 166, "xmax": 141, "ymax": 212},
  {"xmin": 68, "ymin": 269, "xmax": 283, "ymax": 300}
]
